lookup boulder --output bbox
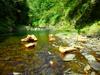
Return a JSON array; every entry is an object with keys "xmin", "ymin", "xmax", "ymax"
[
  {"xmin": 63, "ymin": 54, "xmax": 76, "ymax": 61},
  {"xmin": 21, "ymin": 34, "xmax": 37, "ymax": 42},
  {"xmin": 89, "ymin": 61, "xmax": 100, "ymax": 71},
  {"xmin": 59, "ymin": 46, "xmax": 78, "ymax": 53},
  {"xmin": 81, "ymin": 53, "xmax": 96, "ymax": 62}
]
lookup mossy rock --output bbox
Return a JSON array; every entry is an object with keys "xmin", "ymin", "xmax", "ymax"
[{"xmin": 81, "ymin": 21, "xmax": 100, "ymax": 36}]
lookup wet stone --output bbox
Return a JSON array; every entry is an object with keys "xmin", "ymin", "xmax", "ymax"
[
  {"xmin": 0, "ymin": 32, "xmax": 100, "ymax": 75},
  {"xmin": 63, "ymin": 54, "xmax": 76, "ymax": 61},
  {"xmin": 89, "ymin": 61, "xmax": 100, "ymax": 71}
]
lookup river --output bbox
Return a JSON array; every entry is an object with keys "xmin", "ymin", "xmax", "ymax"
[{"xmin": 0, "ymin": 29, "xmax": 100, "ymax": 75}]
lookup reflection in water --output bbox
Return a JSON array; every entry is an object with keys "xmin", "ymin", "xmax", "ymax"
[{"xmin": 34, "ymin": 50, "xmax": 64, "ymax": 75}]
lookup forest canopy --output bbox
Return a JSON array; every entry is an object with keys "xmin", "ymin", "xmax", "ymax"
[{"xmin": 0, "ymin": 0, "xmax": 100, "ymax": 35}]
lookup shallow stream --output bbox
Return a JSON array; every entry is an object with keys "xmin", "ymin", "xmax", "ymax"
[{"xmin": 0, "ymin": 29, "xmax": 100, "ymax": 75}]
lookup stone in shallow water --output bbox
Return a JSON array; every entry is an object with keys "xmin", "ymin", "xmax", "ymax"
[
  {"xmin": 21, "ymin": 34, "xmax": 37, "ymax": 42},
  {"xmin": 59, "ymin": 46, "xmax": 78, "ymax": 53},
  {"xmin": 84, "ymin": 64, "xmax": 91, "ymax": 72},
  {"xmin": 12, "ymin": 72, "xmax": 22, "ymax": 75},
  {"xmin": 25, "ymin": 42, "xmax": 37, "ymax": 48},
  {"xmin": 81, "ymin": 52, "xmax": 96, "ymax": 61},
  {"xmin": 91, "ymin": 71, "xmax": 96, "ymax": 75},
  {"xmin": 49, "ymin": 34, "xmax": 56, "ymax": 41},
  {"xmin": 63, "ymin": 54, "xmax": 76, "ymax": 61}
]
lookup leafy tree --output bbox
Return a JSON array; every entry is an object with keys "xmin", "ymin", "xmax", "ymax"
[
  {"xmin": 0, "ymin": 0, "xmax": 29, "ymax": 34},
  {"xmin": 0, "ymin": 0, "xmax": 99, "ymax": 34}
]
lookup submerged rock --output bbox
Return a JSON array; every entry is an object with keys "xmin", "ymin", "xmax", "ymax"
[
  {"xmin": 63, "ymin": 54, "xmax": 76, "ymax": 61},
  {"xmin": 35, "ymin": 51, "xmax": 64, "ymax": 75}
]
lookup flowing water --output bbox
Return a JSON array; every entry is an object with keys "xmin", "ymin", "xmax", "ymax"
[{"xmin": 0, "ymin": 29, "xmax": 100, "ymax": 75}]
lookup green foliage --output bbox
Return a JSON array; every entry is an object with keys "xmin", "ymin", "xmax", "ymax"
[
  {"xmin": 80, "ymin": 21, "xmax": 100, "ymax": 35},
  {"xmin": 0, "ymin": 0, "xmax": 29, "ymax": 34},
  {"xmin": 27, "ymin": 0, "xmax": 62, "ymax": 27},
  {"xmin": 0, "ymin": 0, "xmax": 99, "ymax": 35},
  {"xmin": 27, "ymin": 0, "xmax": 97, "ymax": 28},
  {"xmin": 68, "ymin": 0, "xmax": 96, "ymax": 28}
]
